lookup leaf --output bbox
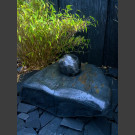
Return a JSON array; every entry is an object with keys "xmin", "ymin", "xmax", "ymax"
[
  {"xmin": 40, "ymin": 37, "xmax": 42, "ymax": 41},
  {"xmin": 66, "ymin": 5, "xmax": 72, "ymax": 11},
  {"xmin": 18, "ymin": 35, "xmax": 21, "ymax": 42}
]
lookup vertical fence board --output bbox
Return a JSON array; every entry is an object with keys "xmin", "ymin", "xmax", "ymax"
[
  {"xmin": 103, "ymin": 0, "xmax": 118, "ymax": 67},
  {"xmin": 50, "ymin": 0, "xmax": 118, "ymax": 67},
  {"xmin": 59, "ymin": 0, "xmax": 108, "ymax": 66}
]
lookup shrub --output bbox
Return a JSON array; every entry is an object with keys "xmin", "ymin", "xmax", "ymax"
[{"xmin": 17, "ymin": 0, "xmax": 97, "ymax": 70}]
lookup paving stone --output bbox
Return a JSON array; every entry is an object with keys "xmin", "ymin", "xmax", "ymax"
[
  {"xmin": 38, "ymin": 117, "xmax": 62, "ymax": 135},
  {"xmin": 18, "ymin": 113, "xmax": 29, "ymax": 121},
  {"xmin": 17, "ymin": 103, "xmax": 37, "ymax": 113},
  {"xmin": 39, "ymin": 111, "xmax": 55, "ymax": 128},
  {"xmin": 56, "ymin": 126, "xmax": 83, "ymax": 135},
  {"xmin": 111, "ymin": 123, "xmax": 118, "ymax": 135},
  {"xmin": 25, "ymin": 119, "xmax": 40, "ymax": 129},
  {"xmin": 25, "ymin": 110, "xmax": 40, "ymax": 129},
  {"xmin": 94, "ymin": 117, "xmax": 111, "ymax": 135},
  {"xmin": 17, "ymin": 118, "xmax": 25, "ymax": 131},
  {"xmin": 84, "ymin": 120, "xmax": 104, "ymax": 135},
  {"xmin": 60, "ymin": 118, "xmax": 84, "ymax": 131},
  {"xmin": 108, "ymin": 68, "xmax": 118, "ymax": 78},
  {"xmin": 17, "ymin": 127, "xmax": 37, "ymax": 135}
]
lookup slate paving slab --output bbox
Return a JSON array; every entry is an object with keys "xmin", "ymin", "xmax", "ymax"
[
  {"xmin": 56, "ymin": 126, "xmax": 83, "ymax": 135},
  {"xmin": 94, "ymin": 117, "xmax": 111, "ymax": 135},
  {"xmin": 17, "ymin": 103, "xmax": 37, "ymax": 113},
  {"xmin": 17, "ymin": 127, "xmax": 37, "ymax": 135},
  {"xmin": 111, "ymin": 123, "xmax": 118, "ymax": 135},
  {"xmin": 38, "ymin": 117, "xmax": 62, "ymax": 135},
  {"xmin": 25, "ymin": 110, "xmax": 40, "ymax": 129},
  {"xmin": 60, "ymin": 118, "xmax": 84, "ymax": 131},
  {"xmin": 84, "ymin": 120, "xmax": 104, "ymax": 135},
  {"xmin": 17, "ymin": 118, "xmax": 25, "ymax": 131},
  {"xmin": 18, "ymin": 113, "xmax": 29, "ymax": 121},
  {"xmin": 38, "ymin": 108, "xmax": 44, "ymax": 116},
  {"xmin": 39, "ymin": 111, "xmax": 55, "ymax": 128}
]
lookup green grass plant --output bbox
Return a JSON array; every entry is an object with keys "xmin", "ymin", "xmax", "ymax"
[{"xmin": 17, "ymin": 0, "xmax": 97, "ymax": 70}]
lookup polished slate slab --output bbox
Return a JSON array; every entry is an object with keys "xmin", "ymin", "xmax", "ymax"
[{"xmin": 20, "ymin": 63, "xmax": 111, "ymax": 117}]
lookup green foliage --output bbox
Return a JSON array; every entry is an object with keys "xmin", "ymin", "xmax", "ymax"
[{"xmin": 17, "ymin": 0, "xmax": 97, "ymax": 70}]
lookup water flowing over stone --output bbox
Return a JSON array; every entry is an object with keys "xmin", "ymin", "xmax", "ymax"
[{"xmin": 20, "ymin": 62, "xmax": 111, "ymax": 117}]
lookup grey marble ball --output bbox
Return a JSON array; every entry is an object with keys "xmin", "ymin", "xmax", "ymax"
[{"xmin": 58, "ymin": 54, "xmax": 81, "ymax": 76}]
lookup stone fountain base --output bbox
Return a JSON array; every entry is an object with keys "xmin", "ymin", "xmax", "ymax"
[{"xmin": 20, "ymin": 63, "xmax": 111, "ymax": 117}]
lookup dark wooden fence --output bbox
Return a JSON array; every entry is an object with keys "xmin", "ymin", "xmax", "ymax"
[{"xmin": 50, "ymin": 0, "xmax": 118, "ymax": 68}]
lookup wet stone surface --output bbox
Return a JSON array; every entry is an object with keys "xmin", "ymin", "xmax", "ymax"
[
  {"xmin": 58, "ymin": 54, "xmax": 81, "ymax": 76},
  {"xmin": 20, "ymin": 63, "xmax": 111, "ymax": 117}
]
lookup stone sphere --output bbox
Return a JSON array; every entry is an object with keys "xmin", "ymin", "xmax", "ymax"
[{"xmin": 58, "ymin": 54, "xmax": 81, "ymax": 76}]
